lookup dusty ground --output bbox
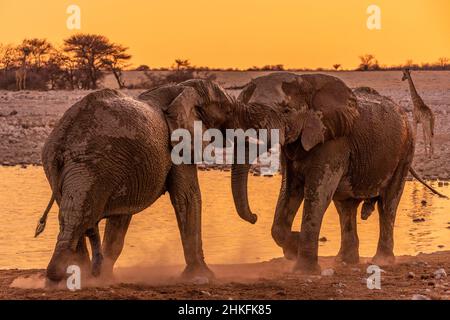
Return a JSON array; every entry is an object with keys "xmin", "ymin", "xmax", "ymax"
[
  {"xmin": 1, "ymin": 71, "xmax": 450, "ymax": 179},
  {"xmin": 1, "ymin": 71, "xmax": 449, "ymax": 300},
  {"xmin": 1, "ymin": 251, "xmax": 449, "ymax": 300}
]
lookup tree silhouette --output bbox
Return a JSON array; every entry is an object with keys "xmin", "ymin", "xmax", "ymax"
[
  {"xmin": 63, "ymin": 33, "xmax": 131, "ymax": 89},
  {"xmin": 101, "ymin": 44, "xmax": 131, "ymax": 88},
  {"xmin": 21, "ymin": 38, "xmax": 52, "ymax": 69},
  {"xmin": 437, "ymin": 57, "xmax": 449, "ymax": 68},
  {"xmin": 358, "ymin": 54, "xmax": 379, "ymax": 71},
  {"xmin": 174, "ymin": 59, "xmax": 191, "ymax": 71},
  {"xmin": 333, "ymin": 64, "xmax": 341, "ymax": 70}
]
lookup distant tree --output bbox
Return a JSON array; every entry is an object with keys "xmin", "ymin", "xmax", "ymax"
[
  {"xmin": 174, "ymin": 59, "xmax": 191, "ymax": 70},
  {"xmin": 0, "ymin": 44, "xmax": 18, "ymax": 72},
  {"xmin": 437, "ymin": 57, "xmax": 449, "ymax": 68},
  {"xmin": 135, "ymin": 64, "xmax": 150, "ymax": 71},
  {"xmin": 21, "ymin": 38, "xmax": 52, "ymax": 70},
  {"xmin": 333, "ymin": 64, "xmax": 341, "ymax": 70},
  {"xmin": 63, "ymin": 34, "xmax": 131, "ymax": 89},
  {"xmin": 358, "ymin": 54, "xmax": 379, "ymax": 71},
  {"xmin": 101, "ymin": 44, "xmax": 131, "ymax": 88},
  {"xmin": 404, "ymin": 59, "xmax": 414, "ymax": 67}
]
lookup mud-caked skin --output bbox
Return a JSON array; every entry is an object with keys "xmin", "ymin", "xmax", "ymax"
[
  {"xmin": 42, "ymin": 81, "xmax": 246, "ymax": 283},
  {"xmin": 236, "ymin": 72, "xmax": 416, "ymax": 273}
]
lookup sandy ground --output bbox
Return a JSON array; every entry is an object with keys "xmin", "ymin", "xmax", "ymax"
[
  {"xmin": 1, "ymin": 71, "xmax": 449, "ymax": 300},
  {"xmin": 1, "ymin": 251, "xmax": 449, "ymax": 300},
  {"xmin": 1, "ymin": 70, "xmax": 450, "ymax": 178}
]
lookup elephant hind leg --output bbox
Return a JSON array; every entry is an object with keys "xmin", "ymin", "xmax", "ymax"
[
  {"xmin": 167, "ymin": 164, "xmax": 214, "ymax": 280},
  {"xmin": 335, "ymin": 199, "xmax": 361, "ymax": 264},
  {"xmin": 373, "ymin": 154, "xmax": 412, "ymax": 265},
  {"xmin": 86, "ymin": 224, "xmax": 103, "ymax": 277},
  {"xmin": 46, "ymin": 182, "xmax": 108, "ymax": 282},
  {"xmin": 101, "ymin": 215, "xmax": 132, "ymax": 277}
]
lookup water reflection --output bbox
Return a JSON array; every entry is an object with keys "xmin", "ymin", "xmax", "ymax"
[{"xmin": 0, "ymin": 166, "xmax": 448, "ymax": 269}]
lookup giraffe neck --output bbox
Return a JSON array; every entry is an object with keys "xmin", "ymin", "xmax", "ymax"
[{"xmin": 406, "ymin": 75, "xmax": 424, "ymax": 108}]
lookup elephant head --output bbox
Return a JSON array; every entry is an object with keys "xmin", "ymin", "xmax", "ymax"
[
  {"xmin": 235, "ymin": 72, "xmax": 360, "ymax": 228},
  {"xmin": 138, "ymin": 79, "xmax": 262, "ymax": 224},
  {"xmin": 239, "ymin": 72, "xmax": 359, "ymax": 148}
]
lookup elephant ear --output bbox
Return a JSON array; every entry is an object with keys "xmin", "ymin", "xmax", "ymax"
[
  {"xmin": 161, "ymin": 86, "xmax": 202, "ymax": 148},
  {"xmin": 238, "ymin": 82, "xmax": 256, "ymax": 104},
  {"xmin": 310, "ymin": 77, "xmax": 359, "ymax": 138},
  {"xmin": 282, "ymin": 75, "xmax": 359, "ymax": 151},
  {"xmin": 300, "ymin": 110, "xmax": 326, "ymax": 151}
]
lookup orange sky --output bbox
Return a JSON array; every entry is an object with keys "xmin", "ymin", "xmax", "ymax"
[{"xmin": 0, "ymin": 0, "xmax": 449, "ymax": 69}]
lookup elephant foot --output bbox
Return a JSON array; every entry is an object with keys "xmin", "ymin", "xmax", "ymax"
[
  {"xmin": 91, "ymin": 254, "xmax": 104, "ymax": 278},
  {"xmin": 336, "ymin": 250, "xmax": 360, "ymax": 265},
  {"xmin": 99, "ymin": 260, "xmax": 116, "ymax": 280},
  {"xmin": 372, "ymin": 252, "xmax": 395, "ymax": 266},
  {"xmin": 181, "ymin": 263, "xmax": 215, "ymax": 282},
  {"xmin": 293, "ymin": 257, "xmax": 321, "ymax": 275},
  {"xmin": 44, "ymin": 278, "xmax": 61, "ymax": 290},
  {"xmin": 282, "ymin": 232, "xmax": 300, "ymax": 261}
]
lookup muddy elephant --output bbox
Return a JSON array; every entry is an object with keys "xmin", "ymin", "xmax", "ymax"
[
  {"xmin": 39, "ymin": 80, "xmax": 259, "ymax": 283},
  {"xmin": 234, "ymin": 72, "xmax": 439, "ymax": 273}
]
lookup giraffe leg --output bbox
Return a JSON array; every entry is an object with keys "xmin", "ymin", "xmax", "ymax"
[
  {"xmin": 422, "ymin": 125, "xmax": 429, "ymax": 157},
  {"xmin": 423, "ymin": 119, "xmax": 433, "ymax": 158}
]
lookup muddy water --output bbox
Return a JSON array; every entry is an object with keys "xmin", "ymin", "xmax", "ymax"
[{"xmin": 0, "ymin": 166, "xmax": 448, "ymax": 269}]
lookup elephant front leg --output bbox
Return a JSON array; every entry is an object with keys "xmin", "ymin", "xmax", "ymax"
[
  {"xmin": 101, "ymin": 215, "xmax": 132, "ymax": 278},
  {"xmin": 271, "ymin": 159, "xmax": 304, "ymax": 260},
  {"xmin": 168, "ymin": 164, "xmax": 214, "ymax": 280},
  {"xmin": 295, "ymin": 166, "xmax": 343, "ymax": 274},
  {"xmin": 334, "ymin": 199, "xmax": 360, "ymax": 264}
]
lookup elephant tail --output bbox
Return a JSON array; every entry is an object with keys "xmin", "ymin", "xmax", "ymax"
[
  {"xmin": 409, "ymin": 167, "xmax": 448, "ymax": 199},
  {"xmin": 34, "ymin": 194, "xmax": 55, "ymax": 238}
]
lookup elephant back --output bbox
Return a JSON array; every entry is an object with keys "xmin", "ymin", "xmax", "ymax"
[
  {"xmin": 42, "ymin": 89, "xmax": 171, "ymax": 205},
  {"xmin": 348, "ymin": 89, "xmax": 412, "ymax": 193}
]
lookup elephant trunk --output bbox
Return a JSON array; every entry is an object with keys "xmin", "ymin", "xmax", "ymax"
[
  {"xmin": 230, "ymin": 133, "xmax": 258, "ymax": 224},
  {"xmin": 231, "ymin": 163, "xmax": 257, "ymax": 224}
]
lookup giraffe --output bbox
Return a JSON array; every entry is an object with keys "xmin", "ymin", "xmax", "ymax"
[
  {"xmin": 402, "ymin": 68, "xmax": 435, "ymax": 157},
  {"xmin": 15, "ymin": 59, "xmax": 27, "ymax": 91}
]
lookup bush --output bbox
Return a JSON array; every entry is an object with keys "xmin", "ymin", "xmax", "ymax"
[
  {"xmin": 0, "ymin": 71, "xmax": 16, "ymax": 90},
  {"xmin": 127, "ymin": 70, "xmax": 217, "ymax": 90}
]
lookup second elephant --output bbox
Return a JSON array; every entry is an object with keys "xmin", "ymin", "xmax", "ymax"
[{"xmin": 237, "ymin": 72, "xmax": 428, "ymax": 273}]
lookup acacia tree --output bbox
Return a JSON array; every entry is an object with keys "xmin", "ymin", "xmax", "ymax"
[
  {"xmin": 0, "ymin": 44, "xmax": 18, "ymax": 72},
  {"xmin": 437, "ymin": 57, "xmax": 449, "ymax": 69},
  {"xmin": 63, "ymin": 34, "xmax": 131, "ymax": 89},
  {"xmin": 358, "ymin": 54, "xmax": 379, "ymax": 71},
  {"xmin": 101, "ymin": 44, "xmax": 131, "ymax": 89},
  {"xmin": 21, "ymin": 38, "xmax": 52, "ymax": 70},
  {"xmin": 333, "ymin": 64, "xmax": 341, "ymax": 70},
  {"xmin": 174, "ymin": 59, "xmax": 191, "ymax": 70}
]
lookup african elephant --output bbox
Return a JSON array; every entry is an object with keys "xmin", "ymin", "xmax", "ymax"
[
  {"xmin": 39, "ymin": 80, "xmax": 258, "ymax": 283},
  {"xmin": 233, "ymin": 72, "xmax": 438, "ymax": 273}
]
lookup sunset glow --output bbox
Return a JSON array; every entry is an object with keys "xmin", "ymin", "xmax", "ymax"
[{"xmin": 0, "ymin": 0, "xmax": 449, "ymax": 69}]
